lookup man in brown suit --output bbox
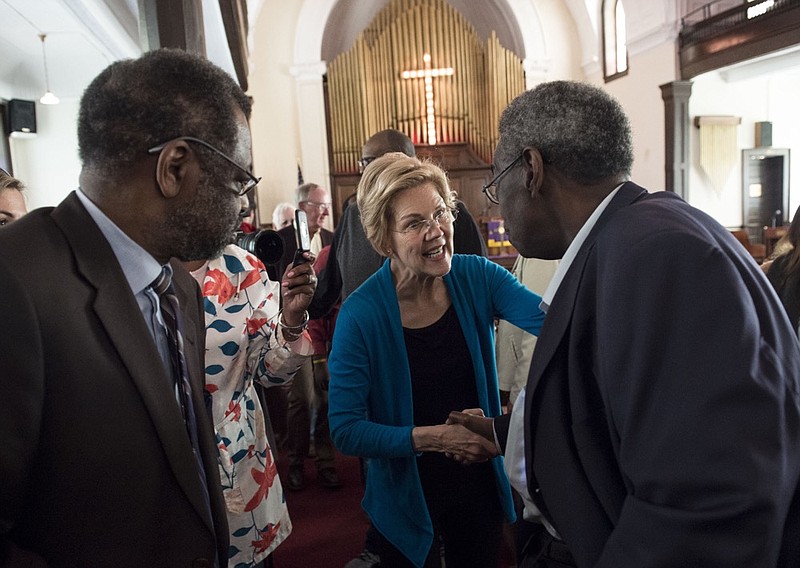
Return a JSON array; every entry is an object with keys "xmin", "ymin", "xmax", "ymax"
[{"xmin": 0, "ymin": 49, "xmax": 312, "ymax": 567}]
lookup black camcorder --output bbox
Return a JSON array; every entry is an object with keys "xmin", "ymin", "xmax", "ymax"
[{"xmin": 235, "ymin": 230, "xmax": 284, "ymax": 266}]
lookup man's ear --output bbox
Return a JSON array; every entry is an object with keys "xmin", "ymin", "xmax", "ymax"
[
  {"xmin": 522, "ymin": 147, "xmax": 545, "ymax": 195},
  {"xmin": 154, "ymin": 140, "xmax": 193, "ymax": 199}
]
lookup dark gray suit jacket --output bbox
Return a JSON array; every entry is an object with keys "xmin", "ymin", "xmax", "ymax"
[
  {"xmin": 497, "ymin": 182, "xmax": 800, "ymax": 567},
  {"xmin": 0, "ymin": 192, "xmax": 228, "ymax": 567}
]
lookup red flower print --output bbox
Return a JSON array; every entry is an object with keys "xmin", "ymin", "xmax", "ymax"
[
  {"xmin": 205, "ymin": 383, "xmax": 219, "ymax": 394},
  {"xmin": 243, "ymin": 451, "xmax": 278, "ymax": 512},
  {"xmin": 225, "ymin": 401, "xmax": 242, "ymax": 422},
  {"xmin": 203, "ymin": 269, "xmax": 235, "ymax": 304},
  {"xmin": 239, "ymin": 269, "xmax": 261, "ymax": 291},
  {"xmin": 247, "ymin": 317, "xmax": 269, "ymax": 335},
  {"xmin": 245, "ymin": 254, "xmax": 266, "ymax": 272},
  {"xmin": 251, "ymin": 522, "xmax": 281, "ymax": 554}
]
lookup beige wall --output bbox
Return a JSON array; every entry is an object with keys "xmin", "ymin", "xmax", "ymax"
[
  {"xmin": 532, "ymin": 0, "xmax": 586, "ymax": 82},
  {"xmin": 249, "ymin": 0, "xmax": 306, "ymax": 227},
  {"xmin": 6, "ymin": 99, "xmax": 82, "ymax": 211},
  {"xmin": 603, "ymin": 41, "xmax": 679, "ymax": 193}
]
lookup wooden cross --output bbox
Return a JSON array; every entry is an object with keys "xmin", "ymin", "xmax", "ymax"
[{"xmin": 401, "ymin": 53, "xmax": 454, "ymax": 145}]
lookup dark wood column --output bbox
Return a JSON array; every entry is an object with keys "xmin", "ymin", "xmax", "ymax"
[
  {"xmin": 138, "ymin": 0, "xmax": 206, "ymax": 55},
  {"xmin": 660, "ymin": 80, "xmax": 693, "ymax": 199},
  {"xmin": 218, "ymin": 0, "xmax": 249, "ymax": 91}
]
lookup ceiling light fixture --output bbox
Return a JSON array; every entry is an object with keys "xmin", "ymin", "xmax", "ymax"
[{"xmin": 38, "ymin": 33, "xmax": 59, "ymax": 105}]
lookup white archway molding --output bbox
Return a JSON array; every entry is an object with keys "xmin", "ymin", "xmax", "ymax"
[
  {"xmin": 289, "ymin": 0, "xmax": 336, "ymax": 189},
  {"xmin": 564, "ymin": 0, "xmax": 602, "ymax": 77},
  {"xmin": 505, "ymin": 0, "xmax": 551, "ymax": 87}
]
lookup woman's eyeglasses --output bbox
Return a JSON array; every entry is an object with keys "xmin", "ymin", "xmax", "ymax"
[{"xmin": 393, "ymin": 207, "xmax": 458, "ymax": 235}]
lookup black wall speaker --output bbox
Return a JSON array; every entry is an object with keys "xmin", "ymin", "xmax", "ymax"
[
  {"xmin": 8, "ymin": 99, "xmax": 36, "ymax": 134},
  {"xmin": 755, "ymin": 121, "xmax": 772, "ymax": 147}
]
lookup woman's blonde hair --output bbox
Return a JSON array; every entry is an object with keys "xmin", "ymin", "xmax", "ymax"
[
  {"xmin": 0, "ymin": 170, "xmax": 24, "ymax": 193},
  {"xmin": 356, "ymin": 152, "xmax": 456, "ymax": 255}
]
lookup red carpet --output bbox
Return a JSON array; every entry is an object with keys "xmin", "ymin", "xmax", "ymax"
[
  {"xmin": 271, "ymin": 451, "xmax": 370, "ymax": 568},
  {"xmin": 270, "ymin": 449, "xmax": 517, "ymax": 567}
]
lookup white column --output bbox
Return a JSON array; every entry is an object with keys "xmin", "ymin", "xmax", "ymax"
[{"xmin": 289, "ymin": 61, "xmax": 332, "ymax": 228}]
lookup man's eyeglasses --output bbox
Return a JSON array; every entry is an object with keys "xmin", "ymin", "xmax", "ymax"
[
  {"xmin": 393, "ymin": 207, "xmax": 458, "ymax": 235},
  {"xmin": 357, "ymin": 156, "xmax": 376, "ymax": 173},
  {"xmin": 301, "ymin": 200, "xmax": 331, "ymax": 211},
  {"xmin": 482, "ymin": 153, "xmax": 524, "ymax": 205},
  {"xmin": 147, "ymin": 136, "xmax": 261, "ymax": 197}
]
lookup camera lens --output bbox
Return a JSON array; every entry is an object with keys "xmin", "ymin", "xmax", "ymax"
[{"xmin": 235, "ymin": 230, "xmax": 284, "ymax": 266}]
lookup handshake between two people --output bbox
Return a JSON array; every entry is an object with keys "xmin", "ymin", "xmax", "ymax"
[{"xmin": 411, "ymin": 409, "xmax": 499, "ymax": 464}]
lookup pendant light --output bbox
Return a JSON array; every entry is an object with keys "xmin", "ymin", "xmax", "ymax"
[{"xmin": 39, "ymin": 33, "xmax": 59, "ymax": 105}]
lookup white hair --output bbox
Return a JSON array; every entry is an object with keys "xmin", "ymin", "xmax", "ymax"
[{"xmin": 272, "ymin": 202, "xmax": 295, "ymax": 229}]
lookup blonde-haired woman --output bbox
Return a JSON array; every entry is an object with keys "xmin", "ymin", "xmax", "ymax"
[{"xmin": 329, "ymin": 153, "xmax": 545, "ymax": 567}]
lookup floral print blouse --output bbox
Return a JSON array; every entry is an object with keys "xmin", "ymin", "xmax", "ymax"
[{"xmin": 190, "ymin": 244, "xmax": 312, "ymax": 567}]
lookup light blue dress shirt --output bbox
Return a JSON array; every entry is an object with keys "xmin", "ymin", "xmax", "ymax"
[{"xmin": 75, "ymin": 189, "xmax": 171, "ymax": 375}]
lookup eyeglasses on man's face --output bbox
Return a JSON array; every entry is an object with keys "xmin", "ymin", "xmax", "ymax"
[
  {"xmin": 393, "ymin": 207, "xmax": 458, "ymax": 235},
  {"xmin": 147, "ymin": 136, "xmax": 261, "ymax": 197},
  {"xmin": 482, "ymin": 153, "xmax": 524, "ymax": 205},
  {"xmin": 301, "ymin": 200, "xmax": 331, "ymax": 212}
]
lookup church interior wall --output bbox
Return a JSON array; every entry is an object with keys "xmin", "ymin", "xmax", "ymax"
[
  {"xmin": 689, "ymin": 69, "xmax": 800, "ymax": 229},
  {"xmin": 1, "ymin": 57, "xmax": 83, "ymax": 211},
  {"xmin": 529, "ymin": 0, "xmax": 586, "ymax": 82},
  {"xmin": 602, "ymin": 40, "xmax": 678, "ymax": 194},
  {"xmin": 248, "ymin": 0, "xmax": 306, "ymax": 226},
  {"xmin": 7, "ymin": 100, "xmax": 81, "ymax": 212},
  {"xmin": 0, "ymin": 0, "xmax": 796, "ymax": 236}
]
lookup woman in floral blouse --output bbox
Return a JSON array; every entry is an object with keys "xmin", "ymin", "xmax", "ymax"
[{"xmin": 185, "ymin": 243, "xmax": 316, "ymax": 567}]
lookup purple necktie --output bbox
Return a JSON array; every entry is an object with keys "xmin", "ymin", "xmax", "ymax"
[{"xmin": 151, "ymin": 267, "xmax": 213, "ymax": 523}]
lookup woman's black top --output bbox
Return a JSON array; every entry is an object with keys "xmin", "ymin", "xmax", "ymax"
[{"xmin": 403, "ymin": 304, "xmax": 494, "ymax": 505}]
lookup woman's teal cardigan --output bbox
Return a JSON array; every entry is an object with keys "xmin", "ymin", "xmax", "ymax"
[{"xmin": 328, "ymin": 254, "xmax": 545, "ymax": 567}]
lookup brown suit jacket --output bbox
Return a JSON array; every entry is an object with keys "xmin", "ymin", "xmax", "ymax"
[{"xmin": 0, "ymin": 192, "xmax": 228, "ymax": 567}]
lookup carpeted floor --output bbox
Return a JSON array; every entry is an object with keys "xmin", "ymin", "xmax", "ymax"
[
  {"xmin": 271, "ymin": 451, "xmax": 371, "ymax": 568},
  {"xmin": 270, "ymin": 448, "xmax": 519, "ymax": 567}
]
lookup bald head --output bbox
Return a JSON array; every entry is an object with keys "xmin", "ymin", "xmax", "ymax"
[{"xmin": 361, "ymin": 129, "xmax": 416, "ymax": 162}]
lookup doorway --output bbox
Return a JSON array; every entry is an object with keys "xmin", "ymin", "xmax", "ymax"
[{"xmin": 742, "ymin": 147, "xmax": 791, "ymax": 243}]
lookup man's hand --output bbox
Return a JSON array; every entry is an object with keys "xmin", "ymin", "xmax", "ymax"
[{"xmin": 447, "ymin": 409, "xmax": 495, "ymax": 444}]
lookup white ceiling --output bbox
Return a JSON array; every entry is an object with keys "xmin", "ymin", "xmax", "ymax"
[
  {"xmin": 0, "ymin": 0, "xmax": 237, "ymax": 103},
  {"xmin": 0, "ymin": 0, "xmax": 140, "ymax": 101}
]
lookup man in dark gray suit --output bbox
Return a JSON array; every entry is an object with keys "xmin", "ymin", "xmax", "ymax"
[
  {"xmin": 452, "ymin": 81, "xmax": 800, "ymax": 567},
  {"xmin": 0, "ymin": 49, "xmax": 315, "ymax": 567}
]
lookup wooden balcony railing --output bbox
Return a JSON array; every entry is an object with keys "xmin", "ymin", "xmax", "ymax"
[{"xmin": 679, "ymin": 0, "xmax": 800, "ymax": 78}]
